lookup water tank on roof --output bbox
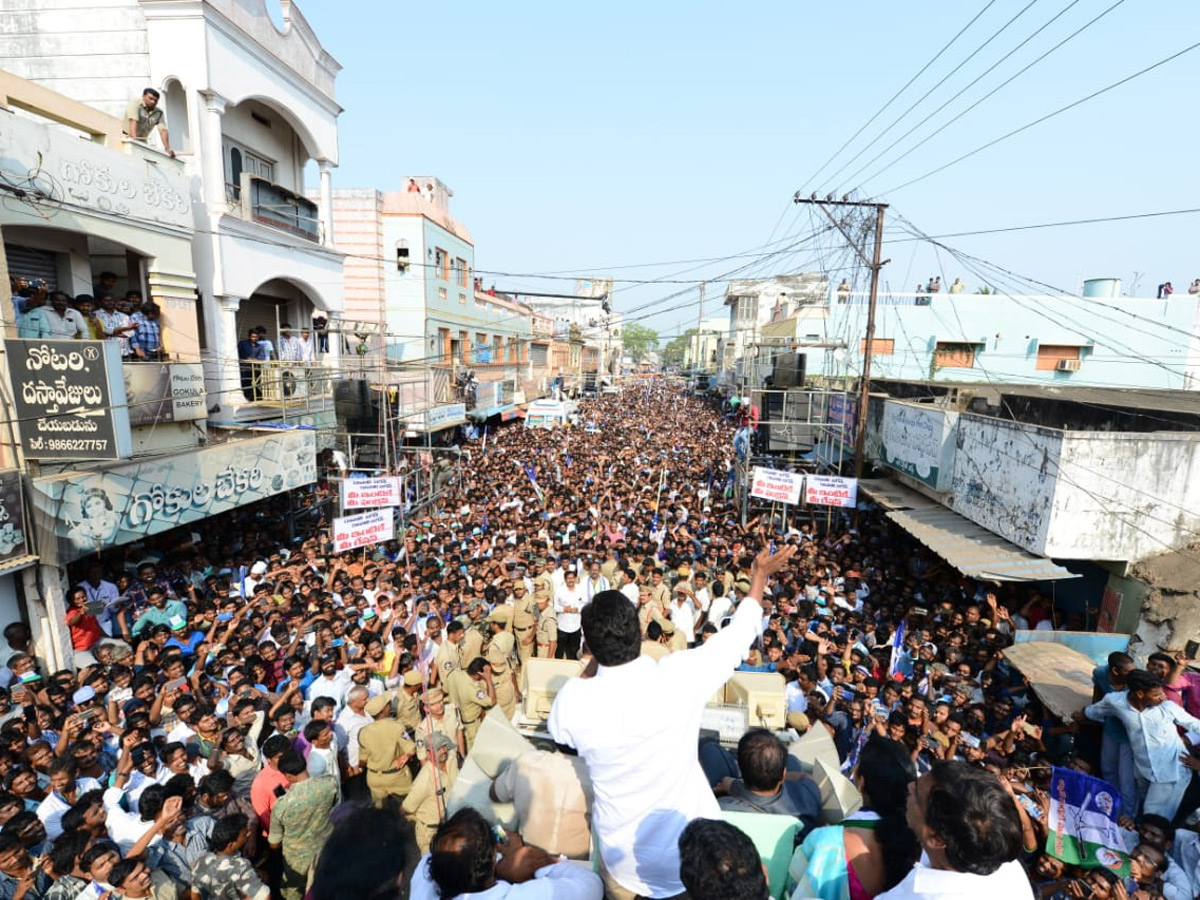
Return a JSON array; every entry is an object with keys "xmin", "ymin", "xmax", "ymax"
[{"xmin": 1082, "ymin": 278, "xmax": 1121, "ymax": 298}]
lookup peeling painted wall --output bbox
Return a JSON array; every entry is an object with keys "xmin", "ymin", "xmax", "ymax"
[
  {"xmin": 1049, "ymin": 433, "xmax": 1200, "ymax": 561},
  {"xmin": 950, "ymin": 414, "xmax": 1060, "ymax": 554}
]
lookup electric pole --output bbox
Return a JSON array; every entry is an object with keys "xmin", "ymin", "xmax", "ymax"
[
  {"xmin": 695, "ymin": 282, "xmax": 705, "ymax": 375},
  {"xmin": 792, "ymin": 195, "xmax": 889, "ymax": 479}
]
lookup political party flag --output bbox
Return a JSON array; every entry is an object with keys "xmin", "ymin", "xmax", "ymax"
[
  {"xmin": 888, "ymin": 620, "xmax": 906, "ymax": 677},
  {"xmin": 1046, "ymin": 766, "xmax": 1130, "ymax": 876},
  {"xmin": 522, "ymin": 461, "xmax": 545, "ymax": 506}
]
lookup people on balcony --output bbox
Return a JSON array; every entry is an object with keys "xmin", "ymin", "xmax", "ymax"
[
  {"xmin": 73, "ymin": 295, "xmax": 105, "ymax": 340},
  {"xmin": 124, "ymin": 87, "xmax": 176, "ymax": 158},
  {"xmin": 238, "ymin": 329, "xmax": 269, "ymax": 401},
  {"xmin": 94, "ymin": 295, "xmax": 137, "ymax": 359},
  {"xmin": 17, "ymin": 291, "xmax": 86, "ymax": 339},
  {"xmin": 129, "ymin": 303, "xmax": 166, "ymax": 361},
  {"xmin": 279, "ymin": 324, "xmax": 315, "ymax": 363}
]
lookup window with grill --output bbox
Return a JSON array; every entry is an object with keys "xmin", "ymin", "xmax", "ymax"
[{"xmin": 933, "ymin": 341, "xmax": 977, "ymax": 368}]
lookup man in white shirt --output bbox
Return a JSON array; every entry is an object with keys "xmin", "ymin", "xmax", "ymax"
[
  {"xmin": 548, "ymin": 546, "xmax": 792, "ymax": 900},
  {"xmin": 78, "ymin": 563, "xmax": 121, "ymax": 637},
  {"xmin": 669, "ymin": 585, "xmax": 697, "ymax": 646},
  {"xmin": 17, "ymin": 291, "xmax": 85, "ymax": 339},
  {"xmin": 877, "ymin": 761, "xmax": 1031, "ymax": 900},
  {"xmin": 334, "ymin": 687, "xmax": 373, "ymax": 783},
  {"xmin": 618, "ymin": 569, "xmax": 639, "ymax": 606},
  {"xmin": 1077, "ymin": 669, "xmax": 1200, "ymax": 820},
  {"xmin": 553, "ymin": 570, "xmax": 586, "ymax": 660}
]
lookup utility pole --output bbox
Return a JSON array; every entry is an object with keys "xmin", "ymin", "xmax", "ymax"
[
  {"xmin": 792, "ymin": 195, "xmax": 889, "ymax": 479},
  {"xmin": 695, "ymin": 282, "xmax": 705, "ymax": 375}
]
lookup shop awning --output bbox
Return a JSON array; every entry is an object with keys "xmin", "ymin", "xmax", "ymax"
[
  {"xmin": 0, "ymin": 555, "xmax": 37, "ymax": 576},
  {"xmin": 858, "ymin": 478, "xmax": 939, "ymax": 511},
  {"xmin": 885, "ymin": 505, "xmax": 1079, "ymax": 582}
]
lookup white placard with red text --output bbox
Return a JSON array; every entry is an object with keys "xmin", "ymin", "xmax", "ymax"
[
  {"xmin": 332, "ymin": 509, "xmax": 394, "ymax": 552},
  {"xmin": 804, "ymin": 475, "xmax": 858, "ymax": 508},
  {"xmin": 749, "ymin": 467, "xmax": 804, "ymax": 505},
  {"xmin": 341, "ymin": 476, "xmax": 401, "ymax": 510}
]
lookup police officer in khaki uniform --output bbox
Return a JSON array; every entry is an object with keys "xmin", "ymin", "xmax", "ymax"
[
  {"xmin": 649, "ymin": 568, "xmax": 671, "ymax": 614},
  {"xmin": 533, "ymin": 558, "xmax": 555, "ymax": 602},
  {"xmin": 534, "ymin": 588, "xmax": 557, "ymax": 658},
  {"xmin": 637, "ymin": 584, "xmax": 658, "ymax": 637},
  {"xmin": 485, "ymin": 610, "xmax": 519, "ymax": 719},
  {"xmin": 509, "ymin": 580, "xmax": 538, "ymax": 665},
  {"xmin": 458, "ymin": 604, "xmax": 486, "ymax": 668},
  {"xmin": 358, "ymin": 691, "xmax": 416, "ymax": 806},
  {"xmin": 401, "ymin": 732, "xmax": 457, "ymax": 853},
  {"xmin": 444, "ymin": 658, "xmax": 496, "ymax": 752},
  {"xmin": 435, "ymin": 621, "xmax": 465, "ymax": 686},
  {"xmin": 396, "ymin": 668, "xmax": 424, "ymax": 734}
]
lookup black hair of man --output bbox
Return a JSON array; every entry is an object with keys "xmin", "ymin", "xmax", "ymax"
[
  {"xmin": 737, "ymin": 729, "xmax": 787, "ymax": 793},
  {"xmin": 262, "ymin": 734, "xmax": 293, "ymax": 760},
  {"xmin": 48, "ymin": 829, "xmax": 90, "ymax": 876},
  {"xmin": 278, "ymin": 750, "xmax": 306, "ymax": 777},
  {"xmin": 142, "ymin": 87, "xmax": 160, "ymax": 100},
  {"xmin": 428, "ymin": 807, "xmax": 493, "ymax": 897},
  {"xmin": 678, "ymin": 817, "xmax": 769, "ymax": 900},
  {"xmin": 311, "ymin": 804, "xmax": 409, "ymax": 900},
  {"xmin": 465, "ymin": 657, "xmax": 489, "ymax": 677},
  {"xmin": 108, "ymin": 858, "xmax": 144, "ymax": 889},
  {"xmin": 1126, "ymin": 669, "xmax": 1163, "ymax": 694},
  {"xmin": 646, "ymin": 620, "xmax": 663, "ymax": 642},
  {"xmin": 209, "ymin": 812, "xmax": 248, "ymax": 852},
  {"xmin": 923, "ymin": 761, "xmax": 1024, "ymax": 876},
  {"xmin": 198, "ymin": 769, "xmax": 234, "ymax": 801},
  {"xmin": 1108, "ymin": 651, "xmax": 1135, "ymax": 668},
  {"xmin": 446, "ymin": 620, "xmax": 464, "ymax": 636},
  {"xmin": 580, "ymin": 589, "xmax": 641, "ymax": 667},
  {"xmin": 59, "ymin": 789, "xmax": 104, "ymax": 833},
  {"xmin": 302, "ymin": 719, "xmax": 329, "ymax": 742}
]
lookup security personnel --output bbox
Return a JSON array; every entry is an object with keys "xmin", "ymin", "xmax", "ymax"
[
  {"xmin": 650, "ymin": 568, "xmax": 671, "ymax": 614},
  {"xmin": 485, "ymin": 610, "xmax": 519, "ymax": 719},
  {"xmin": 401, "ymin": 732, "xmax": 457, "ymax": 854},
  {"xmin": 444, "ymin": 657, "xmax": 495, "ymax": 752},
  {"xmin": 357, "ymin": 691, "xmax": 416, "ymax": 806},
  {"xmin": 396, "ymin": 668, "xmax": 424, "ymax": 734},
  {"xmin": 458, "ymin": 604, "xmax": 486, "ymax": 667},
  {"xmin": 534, "ymin": 588, "xmax": 557, "ymax": 658},
  {"xmin": 435, "ymin": 621, "xmax": 465, "ymax": 684},
  {"xmin": 637, "ymin": 584, "xmax": 658, "ymax": 637},
  {"xmin": 509, "ymin": 580, "xmax": 538, "ymax": 666},
  {"xmin": 533, "ymin": 557, "xmax": 556, "ymax": 601}
]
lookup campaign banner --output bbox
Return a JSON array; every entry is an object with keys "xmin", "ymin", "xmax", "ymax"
[
  {"xmin": 341, "ymin": 476, "xmax": 401, "ymax": 510},
  {"xmin": 1046, "ymin": 766, "xmax": 1130, "ymax": 875},
  {"xmin": 749, "ymin": 467, "xmax": 803, "ymax": 505},
  {"xmin": 333, "ymin": 509, "xmax": 394, "ymax": 553},
  {"xmin": 805, "ymin": 474, "xmax": 858, "ymax": 508}
]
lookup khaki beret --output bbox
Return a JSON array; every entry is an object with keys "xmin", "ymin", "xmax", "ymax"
[{"xmin": 402, "ymin": 670, "xmax": 424, "ymax": 688}]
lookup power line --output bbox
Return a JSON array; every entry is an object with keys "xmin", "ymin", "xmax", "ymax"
[
  {"xmin": 798, "ymin": 0, "xmax": 1000, "ymax": 193},
  {"xmin": 852, "ymin": 0, "xmax": 1129, "ymax": 194},
  {"xmin": 819, "ymin": 0, "xmax": 1043, "ymax": 191},
  {"xmin": 880, "ymin": 39, "xmax": 1200, "ymax": 194},
  {"xmin": 843, "ymin": 0, "xmax": 1127, "ymax": 194}
]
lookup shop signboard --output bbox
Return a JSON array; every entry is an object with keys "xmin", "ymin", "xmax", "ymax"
[
  {"xmin": 0, "ymin": 470, "xmax": 28, "ymax": 562},
  {"xmin": 427, "ymin": 403, "xmax": 466, "ymax": 430},
  {"xmin": 342, "ymin": 476, "xmax": 401, "ymax": 510},
  {"xmin": 30, "ymin": 430, "xmax": 316, "ymax": 565},
  {"xmin": 804, "ymin": 475, "xmax": 858, "ymax": 508},
  {"xmin": 878, "ymin": 401, "xmax": 958, "ymax": 491},
  {"xmin": 749, "ymin": 467, "xmax": 803, "ymax": 505},
  {"xmin": 332, "ymin": 509, "xmax": 393, "ymax": 553},
  {"xmin": 124, "ymin": 362, "xmax": 206, "ymax": 427},
  {"xmin": 6, "ymin": 340, "xmax": 132, "ymax": 460}
]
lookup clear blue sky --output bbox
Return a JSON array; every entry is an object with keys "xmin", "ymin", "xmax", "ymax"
[{"xmin": 299, "ymin": 0, "xmax": 1199, "ymax": 340}]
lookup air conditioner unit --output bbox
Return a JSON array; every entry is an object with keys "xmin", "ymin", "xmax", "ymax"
[{"xmin": 1056, "ymin": 358, "xmax": 1082, "ymax": 372}]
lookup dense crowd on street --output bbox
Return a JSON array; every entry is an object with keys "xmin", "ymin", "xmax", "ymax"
[{"xmin": 0, "ymin": 378, "xmax": 1194, "ymax": 899}]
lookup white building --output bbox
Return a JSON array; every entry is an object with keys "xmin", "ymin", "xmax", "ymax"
[
  {"xmin": 723, "ymin": 274, "xmax": 827, "ymax": 375},
  {"xmin": 3, "ymin": 0, "xmax": 347, "ymax": 420}
]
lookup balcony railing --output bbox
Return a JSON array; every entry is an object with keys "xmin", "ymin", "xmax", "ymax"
[
  {"xmin": 240, "ymin": 361, "xmax": 332, "ymax": 404},
  {"xmin": 227, "ymin": 174, "xmax": 320, "ymax": 243}
]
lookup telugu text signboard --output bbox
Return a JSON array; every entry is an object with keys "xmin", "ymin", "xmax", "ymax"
[
  {"xmin": 879, "ymin": 401, "xmax": 958, "ymax": 491},
  {"xmin": 333, "ymin": 509, "xmax": 394, "ymax": 553},
  {"xmin": 749, "ymin": 467, "xmax": 804, "ymax": 505},
  {"xmin": 124, "ymin": 362, "xmax": 206, "ymax": 427},
  {"xmin": 30, "ymin": 430, "xmax": 316, "ymax": 565},
  {"xmin": 342, "ymin": 476, "xmax": 401, "ymax": 510},
  {"xmin": 804, "ymin": 474, "xmax": 858, "ymax": 508},
  {"xmin": 6, "ymin": 340, "xmax": 132, "ymax": 460}
]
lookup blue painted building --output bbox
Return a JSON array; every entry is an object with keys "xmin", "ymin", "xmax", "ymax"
[{"xmin": 757, "ymin": 287, "xmax": 1200, "ymax": 390}]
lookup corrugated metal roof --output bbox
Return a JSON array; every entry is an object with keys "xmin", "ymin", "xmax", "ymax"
[
  {"xmin": 858, "ymin": 478, "xmax": 939, "ymax": 511},
  {"xmin": 885, "ymin": 506, "xmax": 1078, "ymax": 582}
]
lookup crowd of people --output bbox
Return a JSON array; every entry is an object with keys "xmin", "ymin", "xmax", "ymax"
[
  {"xmin": 9, "ymin": 276, "xmax": 165, "ymax": 358},
  {"xmin": 0, "ymin": 379, "xmax": 1195, "ymax": 899}
]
